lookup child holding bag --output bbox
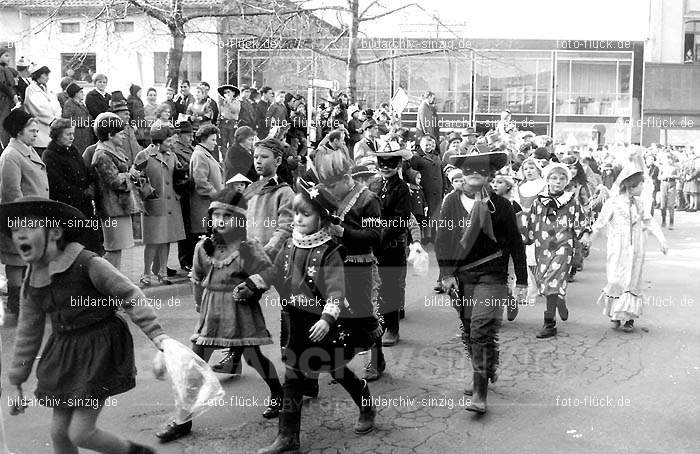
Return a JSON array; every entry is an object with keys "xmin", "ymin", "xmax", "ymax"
[
  {"xmin": 3, "ymin": 196, "xmax": 169, "ymax": 454},
  {"xmin": 156, "ymin": 188, "xmax": 284, "ymax": 443}
]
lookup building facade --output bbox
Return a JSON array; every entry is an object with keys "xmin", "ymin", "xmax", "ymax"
[{"xmin": 643, "ymin": 0, "xmax": 700, "ymax": 146}]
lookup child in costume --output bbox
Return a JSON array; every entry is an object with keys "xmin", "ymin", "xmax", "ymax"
[
  {"xmin": 491, "ymin": 173, "xmax": 522, "ymax": 321},
  {"xmin": 226, "ymin": 172, "xmax": 253, "ymax": 193},
  {"xmin": 256, "ymin": 179, "xmax": 378, "ymax": 454},
  {"xmin": 584, "ymin": 151, "xmax": 668, "ymax": 333},
  {"xmin": 561, "ymin": 155, "xmax": 591, "ymax": 282},
  {"xmin": 516, "ymin": 157, "xmax": 546, "ymax": 302},
  {"xmin": 3, "ymin": 197, "xmax": 169, "ymax": 454},
  {"xmin": 523, "ymin": 163, "xmax": 589, "ymax": 339},
  {"xmin": 156, "ymin": 188, "xmax": 283, "ymax": 443}
]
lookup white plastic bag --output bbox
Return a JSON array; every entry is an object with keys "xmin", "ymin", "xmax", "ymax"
[
  {"xmin": 407, "ymin": 243, "xmax": 429, "ymax": 276},
  {"xmin": 154, "ymin": 338, "xmax": 225, "ymax": 423}
]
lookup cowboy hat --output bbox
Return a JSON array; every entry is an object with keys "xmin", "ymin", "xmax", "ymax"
[
  {"xmin": 369, "ymin": 138, "xmax": 413, "ymax": 159},
  {"xmin": 297, "ymin": 178, "xmax": 340, "ymax": 224},
  {"xmin": 449, "ymin": 141, "xmax": 510, "ymax": 172},
  {"xmin": 217, "ymin": 84, "xmax": 239, "ymax": 98},
  {"xmin": 350, "ymin": 165, "xmax": 376, "ymax": 180},
  {"xmin": 0, "ymin": 197, "xmax": 87, "ymax": 242}
]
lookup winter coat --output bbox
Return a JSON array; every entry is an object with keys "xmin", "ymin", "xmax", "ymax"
[
  {"xmin": 92, "ymin": 140, "xmax": 141, "ymax": 218},
  {"xmin": 42, "ymin": 139, "xmax": 94, "ymax": 218},
  {"xmin": 23, "ymin": 81, "xmax": 62, "ymax": 148},
  {"xmin": 189, "ymin": 144, "xmax": 223, "ymax": 233},
  {"xmin": 62, "ymin": 97, "xmax": 95, "ymax": 154},
  {"xmin": 243, "ymin": 176, "xmax": 294, "ymax": 258},
  {"xmin": 224, "ymin": 142, "xmax": 257, "ymax": 183},
  {"xmin": 417, "ymin": 100, "xmax": 439, "ymax": 140},
  {"xmin": 85, "ymin": 89, "xmax": 111, "ymax": 120},
  {"xmin": 410, "ymin": 147, "xmax": 444, "ymax": 219}
]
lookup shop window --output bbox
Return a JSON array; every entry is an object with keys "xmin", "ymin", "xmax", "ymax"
[
  {"xmin": 154, "ymin": 51, "xmax": 201, "ymax": 85},
  {"xmin": 61, "ymin": 53, "xmax": 96, "ymax": 82},
  {"xmin": 474, "ymin": 51, "xmax": 551, "ymax": 115},
  {"xmin": 684, "ymin": 21, "xmax": 700, "ymax": 63},
  {"xmin": 555, "ymin": 53, "xmax": 632, "ymax": 116}
]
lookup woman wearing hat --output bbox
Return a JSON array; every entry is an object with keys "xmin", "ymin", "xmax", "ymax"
[
  {"xmin": 435, "ymin": 147, "xmax": 527, "ymax": 413},
  {"xmin": 0, "ymin": 109, "xmax": 49, "ymax": 326},
  {"xmin": 92, "ymin": 112, "xmax": 143, "ymax": 270},
  {"xmin": 1, "ymin": 196, "xmax": 169, "ymax": 454},
  {"xmin": 584, "ymin": 151, "xmax": 668, "ymax": 333},
  {"xmin": 217, "ymin": 84, "xmax": 240, "ymax": 151},
  {"xmin": 42, "ymin": 118, "xmax": 102, "ymax": 254},
  {"xmin": 134, "ymin": 122, "xmax": 185, "ymax": 286},
  {"xmin": 189, "ymin": 124, "xmax": 224, "ymax": 240},
  {"xmin": 23, "ymin": 65, "xmax": 62, "ymax": 154},
  {"xmin": 0, "ymin": 47, "xmax": 20, "ymax": 148},
  {"xmin": 61, "ymin": 81, "xmax": 95, "ymax": 154}
]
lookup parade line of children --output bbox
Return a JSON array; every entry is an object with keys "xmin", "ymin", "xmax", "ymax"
[{"xmin": 0, "ymin": 129, "xmax": 669, "ymax": 453}]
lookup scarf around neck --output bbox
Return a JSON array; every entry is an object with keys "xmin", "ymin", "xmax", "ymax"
[
  {"xmin": 292, "ymin": 227, "xmax": 332, "ymax": 248},
  {"xmin": 459, "ymin": 186, "xmax": 496, "ymax": 253}
]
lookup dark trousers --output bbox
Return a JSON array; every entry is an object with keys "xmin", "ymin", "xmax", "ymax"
[
  {"xmin": 376, "ymin": 244, "xmax": 406, "ymax": 333},
  {"xmin": 455, "ymin": 270, "xmax": 506, "ymax": 379},
  {"xmin": 177, "ymin": 195, "xmax": 197, "ymax": 268}
]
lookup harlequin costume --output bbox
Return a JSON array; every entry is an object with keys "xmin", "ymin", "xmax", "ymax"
[
  {"xmin": 256, "ymin": 179, "xmax": 377, "ymax": 454},
  {"xmin": 523, "ymin": 163, "xmax": 589, "ymax": 339},
  {"xmin": 434, "ymin": 150, "xmax": 527, "ymax": 414}
]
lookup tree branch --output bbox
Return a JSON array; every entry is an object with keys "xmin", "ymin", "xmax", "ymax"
[
  {"xmin": 357, "ymin": 49, "xmax": 446, "ymax": 66},
  {"xmin": 360, "ymin": 3, "xmax": 418, "ymax": 22}
]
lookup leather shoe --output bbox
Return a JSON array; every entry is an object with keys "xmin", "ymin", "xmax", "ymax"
[
  {"xmin": 557, "ymin": 299, "xmax": 569, "ymax": 321},
  {"xmin": 381, "ymin": 330, "xmax": 399, "ymax": 346},
  {"xmin": 536, "ymin": 325, "xmax": 557, "ymax": 339},
  {"xmin": 156, "ymin": 420, "xmax": 192, "ymax": 443},
  {"xmin": 354, "ymin": 404, "xmax": 376, "ymax": 434},
  {"xmin": 167, "ymin": 267, "xmax": 178, "ymax": 277},
  {"xmin": 212, "ymin": 349, "xmax": 242, "ymax": 375},
  {"xmin": 262, "ymin": 394, "xmax": 282, "ymax": 419}
]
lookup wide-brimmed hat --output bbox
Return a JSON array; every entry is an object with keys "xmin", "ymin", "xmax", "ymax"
[
  {"xmin": 297, "ymin": 178, "xmax": 340, "ymax": 224},
  {"xmin": 350, "ymin": 165, "xmax": 375, "ymax": 180},
  {"xmin": 217, "ymin": 84, "xmax": 239, "ymax": 98},
  {"xmin": 0, "ymin": 197, "xmax": 86, "ymax": 242},
  {"xmin": 226, "ymin": 173, "xmax": 253, "ymax": 185},
  {"xmin": 614, "ymin": 148, "xmax": 646, "ymax": 187},
  {"xmin": 369, "ymin": 138, "xmax": 412, "ymax": 159},
  {"xmin": 449, "ymin": 140, "xmax": 509, "ymax": 172},
  {"xmin": 348, "ymin": 104, "xmax": 361, "ymax": 118}
]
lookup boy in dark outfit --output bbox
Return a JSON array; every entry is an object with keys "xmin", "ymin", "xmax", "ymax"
[{"xmin": 435, "ymin": 149, "xmax": 528, "ymax": 414}]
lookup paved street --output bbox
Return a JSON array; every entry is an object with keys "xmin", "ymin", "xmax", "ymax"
[{"xmin": 2, "ymin": 212, "xmax": 699, "ymax": 454}]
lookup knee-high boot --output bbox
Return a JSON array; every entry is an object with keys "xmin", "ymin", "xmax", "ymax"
[
  {"xmin": 256, "ymin": 411, "xmax": 301, "ymax": 454},
  {"xmin": 465, "ymin": 344, "xmax": 488, "ymax": 414}
]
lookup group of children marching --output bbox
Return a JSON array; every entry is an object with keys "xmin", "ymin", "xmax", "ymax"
[{"xmin": 0, "ymin": 132, "xmax": 669, "ymax": 453}]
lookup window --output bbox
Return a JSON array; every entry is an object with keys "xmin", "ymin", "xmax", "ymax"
[
  {"xmin": 61, "ymin": 22, "xmax": 80, "ymax": 33},
  {"xmin": 555, "ymin": 52, "xmax": 632, "ymax": 116},
  {"xmin": 114, "ymin": 21, "xmax": 134, "ymax": 33},
  {"xmin": 474, "ymin": 51, "xmax": 552, "ymax": 115},
  {"xmin": 684, "ymin": 20, "xmax": 700, "ymax": 63},
  {"xmin": 61, "ymin": 53, "xmax": 96, "ymax": 81},
  {"xmin": 154, "ymin": 52, "xmax": 201, "ymax": 85},
  {"xmin": 397, "ymin": 54, "xmax": 471, "ymax": 113}
]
